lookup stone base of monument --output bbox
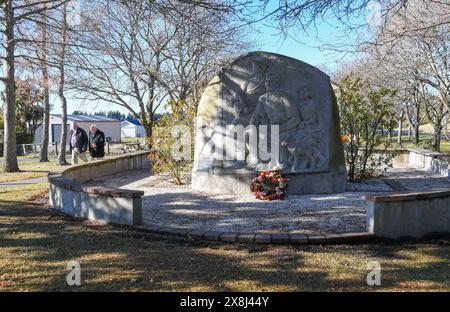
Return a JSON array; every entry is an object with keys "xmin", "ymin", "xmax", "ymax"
[
  {"xmin": 283, "ymin": 171, "xmax": 347, "ymax": 194},
  {"xmin": 191, "ymin": 169, "xmax": 347, "ymax": 195}
]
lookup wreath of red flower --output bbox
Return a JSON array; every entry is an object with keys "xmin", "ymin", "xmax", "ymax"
[{"xmin": 250, "ymin": 170, "xmax": 289, "ymax": 200}]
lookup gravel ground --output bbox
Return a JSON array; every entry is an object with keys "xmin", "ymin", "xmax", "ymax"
[
  {"xmin": 346, "ymin": 180, "xmax": 392, "ymax": 192},
  {"xmin": 139, "ymin": 183, "xmax": 367, "ymax": 233},
  {"xmin": 84, "ymin": 165, "xmax": 450, "ymax": 233},
  {"xmin": 383, "ymin": 166, "xmax": 450, "ymax": 191}
]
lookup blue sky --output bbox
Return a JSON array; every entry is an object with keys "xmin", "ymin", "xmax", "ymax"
[
  {"xmin": 250, "ymin": 1, "xmax": 370, "ymax": 73},
  {"xmin": 252, "ymin": 22, "xmax": 349, "ymax": 73},
  {"xmin": 55, "ymin": 4, "xmax": 369, "ymax": 115}
]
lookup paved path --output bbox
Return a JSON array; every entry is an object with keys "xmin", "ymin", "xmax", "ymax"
[
  {"xmin": 0, "ymin": 176, "xmax": 48, "ymax": 188},
  {"xmin": 0, "ymin": 157, "xmax": 56, "ymax": 163}
]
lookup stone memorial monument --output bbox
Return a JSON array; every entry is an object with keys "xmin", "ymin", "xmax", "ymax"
[{"xmin": 192, "ymin": 52, "xmax": 347, "ymax": 195}]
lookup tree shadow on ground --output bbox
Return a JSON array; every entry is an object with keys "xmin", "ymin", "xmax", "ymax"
[
  {"xmin": 0, "ymin": 200, "xmax": 449, "ymax": 291},
  {"xmin": 140, "ymin": 190, "xmax": 367, "ymax": 234}
]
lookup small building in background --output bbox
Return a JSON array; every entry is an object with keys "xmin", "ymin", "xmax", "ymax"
[
  {"xmin": 34, "ymin": 114, "xmax": 122, "ymax": 146},
  {"xmin": 121, "ymin": 119, "xmax": 146, "ymax": 138}
]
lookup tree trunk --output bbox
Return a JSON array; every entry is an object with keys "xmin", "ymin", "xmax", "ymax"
[
  {"xmin": 39, "ymin": 12, "xmax": 50, "ymax": 162},
  {"xmin": 2, "ymin": 1, "xmax": 19, "ymax": 172},
  {"xmin": 39, "ymin": 80, "xmax": 50, "ymax": 162},
  {"xmin": 57, "ymin": 3, "xmax": 69, "ymax": 165},
  {"xmin": 433, "ymin": 124, "xmax": 442, "ymax": 152},
  {"xmin": 142, "ymin": 117, "xmax": 152, "ymax": 142},
  {"xmin": 397, "ymin": 112, "xmax": 403, "ymax": 145},
  {"xmin": 414, "ymin": 123, "xmax": 420, "ymax": 145},
  {"xmin": 414, "ymin": 104, "xmax": 420, "ymax": 145},
  {"xmin": 57, "ymin": 92, "xmax": 68, "ymax": 165}
]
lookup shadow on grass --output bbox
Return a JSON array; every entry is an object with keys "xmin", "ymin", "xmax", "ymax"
[{"xmin": 0, "ymin": 200, "xmax": 449, "ymax": 291}]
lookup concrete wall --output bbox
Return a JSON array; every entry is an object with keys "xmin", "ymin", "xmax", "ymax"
[
  {"xmin": 48, "ymin": 151, "xmax": 150, "ymax": 225},
  {"xmin": 367, "ymin": 148, "xmax": 450, "ymax": 240},
  {"xmin": 376, "ymin": 148, "xmax": 449, "ymax": 177},
  {"xmin": 49, "ymin": 182, "xmax": 142, "ymax": 225},
  {"xmin": 366, "ymin": 191, "xmax": 450, "ymax": 239},
  {"xmin": 407, "ymin": 148, "xmax": 449, "ymax": 176},
  {"xmin": 63, "ymin": 151, "xmax": 150, "ymax": 182}
]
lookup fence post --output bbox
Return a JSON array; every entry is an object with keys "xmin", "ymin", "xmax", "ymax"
[{"xmin": 22, "ymin": 144, "xmax": 26, "ymax": 156}]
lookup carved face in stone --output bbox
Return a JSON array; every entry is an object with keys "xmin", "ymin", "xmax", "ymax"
[
  {"xmin": 298, "ymin": 86, "xmax": 313, "ymax": 100},
  {"xmin": 264, "ymin": 73, "xmax": 281, "ymax": 92}
]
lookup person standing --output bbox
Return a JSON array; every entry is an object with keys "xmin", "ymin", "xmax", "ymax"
[
  {"xmin": 89, "ymin": 124, "xmax": 105, "ymax": 160},
  {"xmin": 70, "ymin": 121, "xmax": 89, "ymax": 165}
]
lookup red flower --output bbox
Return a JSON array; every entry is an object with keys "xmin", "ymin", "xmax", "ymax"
[{"xmin": 250, "ymin": 170, "xmax": 288, "ymax": 201}]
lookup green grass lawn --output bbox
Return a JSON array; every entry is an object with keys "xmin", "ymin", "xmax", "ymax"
[
  {"xmin": 0, "ymin": 185, "xmax": 449, "ymax": 291},
  {"xmin": 379, "ymin": 136, "xmax": 450, "ymax": 154},
  {"xmin": 396, "ymin": 138, "xmax": 450, "ymax": 154},
  {"xmin": 0, "ymin": 154, "xmax": 120, "ymax": 184},
  {"xmin": 0, "ymin": 161, "xmax": 65, "ymax": 183}
]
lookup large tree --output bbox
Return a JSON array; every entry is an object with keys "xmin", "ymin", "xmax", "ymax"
[
  {"xmin": 1, "ymin": 0, "xmax": 68, "ymax": 172},
  {"xmin": 17, "ymin": 1, "xmax": 82, "ymax": 165},
  {"xmin": 260, "ymin": 0, "xmax": 450, "ymax": 37},
  {"xmin": 54, "ymin": 1, "xmax": 70, "ymax": 165},
  {"xmin": 366, "ymin": 0, "xmax": 449, "ymax": 146},
  {"xmin": 331, "ymin": 0, "xmax": 449, "ymax": 148},
  {"xmin": 69, "ymin": 0, "xmax": 248, "ymax": 143}
]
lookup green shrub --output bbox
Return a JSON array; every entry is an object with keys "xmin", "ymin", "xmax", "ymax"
[
  {"xmin": 149, "ymin": 99, "xmax": 195, "ymax": 185},
  {"xmin": 338, "ymin": 75, "xmax": 397, "ymax": 182}
]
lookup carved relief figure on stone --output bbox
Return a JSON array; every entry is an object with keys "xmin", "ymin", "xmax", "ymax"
[
  {"xmin": 221, "ymin": 60, "xmax": 268, "ymax": 125},
  {"xmin": 283, "ymin": 86, "xmax": 327, "ymax": 171},
  {"xmin": 227, "ymin": 86, "xmax": 248, "ymax": 125},
  {"xmin": 249, "ymin": 72, "xmax": 301, "ymax": 169}
]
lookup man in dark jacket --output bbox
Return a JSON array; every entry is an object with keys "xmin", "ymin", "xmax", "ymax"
[
  {"xmin": 70, "ymin": 121, "xmax": 89, "ymax": 165},
  {"xmin": 89, "ymin": 124, "xmax": 105, "ymax": 160}
]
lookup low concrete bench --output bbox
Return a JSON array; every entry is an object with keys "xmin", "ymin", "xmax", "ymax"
[
  {"xmin": 366, "ymin": 190, "xmax": 450, "ymax": 239},
  {"xmin": 48, "ymin": 151, "xmax": 150, "ymax": 226}
]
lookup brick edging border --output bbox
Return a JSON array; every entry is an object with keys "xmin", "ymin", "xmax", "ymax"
[{"xmin": 131, "ymin": 224, "xmax": 374, "ymax": 245}]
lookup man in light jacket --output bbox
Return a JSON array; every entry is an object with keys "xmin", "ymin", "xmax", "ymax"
[{"xmin": 70, "ymin": 121, "xmax": 89, "ymax": 165}]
